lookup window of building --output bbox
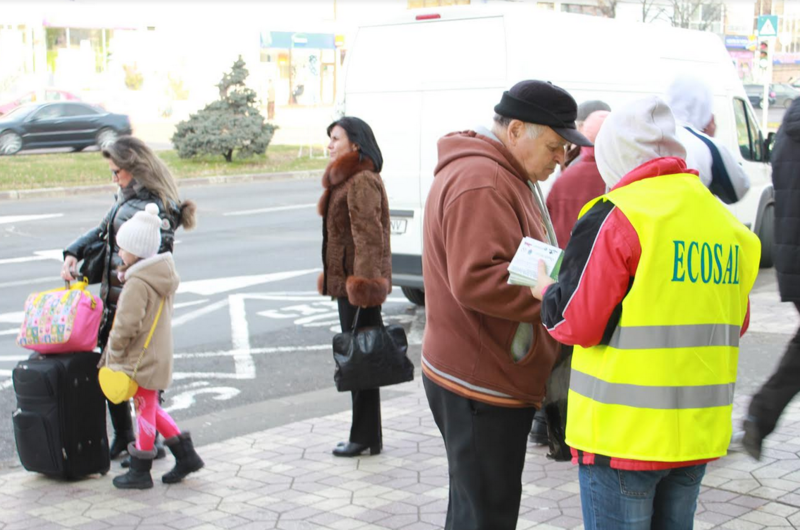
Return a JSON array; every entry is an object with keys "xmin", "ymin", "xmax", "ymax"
[
  {"xmin": 561, "ymin": 3, "xmax": 603, "ymax": 16},
  {"xmin": 407, "ymin": 0, "xmax": 470, "ymax": 7}
]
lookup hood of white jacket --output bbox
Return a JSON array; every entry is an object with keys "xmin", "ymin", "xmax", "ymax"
[
  {"xmin": 595, "ymin": 96, "xmax": 686, "ymax": 189},
  {"xmin": 665, "ymin": 74, "xmax": 713, "ymax": 131}
]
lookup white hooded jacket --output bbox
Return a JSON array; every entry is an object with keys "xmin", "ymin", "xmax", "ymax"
[{"xmin": 666, "ymin": 75, "xmax": 750, "ymax": 204}]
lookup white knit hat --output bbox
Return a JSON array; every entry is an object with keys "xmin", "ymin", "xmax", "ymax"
[{"xmin": 117, "ymin": 203, "xmax": 162, "ymax": 259}]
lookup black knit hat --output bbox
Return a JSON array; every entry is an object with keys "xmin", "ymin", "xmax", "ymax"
[{"xmin": 494, "ymin": 80, "xmax": 592, "ymax": 147}]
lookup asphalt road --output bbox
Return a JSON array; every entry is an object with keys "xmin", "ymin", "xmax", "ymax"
[
  {"xmin": 0, "ymin": 178, "xmax": 424, "ymax": 469},
  {"xmin": 0, "ymin": 178, "xmax": 794, "ymax": 472}
]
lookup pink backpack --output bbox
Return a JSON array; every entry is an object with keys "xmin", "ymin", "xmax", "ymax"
[{"xmin": 17, "ymin": 280, "xmax": 104, "ymax": 354}]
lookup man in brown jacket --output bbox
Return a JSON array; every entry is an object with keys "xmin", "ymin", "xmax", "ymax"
[{"xmin": 422, "ymin": 80, "xmax": 592, "ymax": 530}]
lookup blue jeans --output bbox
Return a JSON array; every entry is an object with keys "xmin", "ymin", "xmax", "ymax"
[{"xmin": 579, "ymin": 463, "xmax": 706, "ymax": 530}]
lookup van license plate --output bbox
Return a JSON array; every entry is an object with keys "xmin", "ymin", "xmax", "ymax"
[{"xmin": 390, "ymin": 219, "xmax": 407, "ymax": 235}]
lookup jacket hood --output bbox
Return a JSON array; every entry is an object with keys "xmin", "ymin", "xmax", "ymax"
[
  {"xmin": 595, "ymin": 96, "xmax": 686, "ymax": 189},
  {"xmin": 781, "ymin": 97, "xmax": 800, "ymax": 140},
  {"xmin": 665, "ymin": 74, "xmax": 713, "ymax": 131},
  {"xmin": 434, "ymin": 130, "xmax": 528, "ymax": 185},
  {"xmin": 123, "ymin": 253, "xmax": 180, "ymax": 297}
]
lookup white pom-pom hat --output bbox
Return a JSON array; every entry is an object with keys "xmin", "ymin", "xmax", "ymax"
[{"xmin": 116, "ymin": 203, "xmax": 163, "ymax": 259}]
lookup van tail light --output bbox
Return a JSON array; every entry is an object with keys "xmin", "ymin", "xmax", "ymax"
[{"xmin": 416, "ymin": 14, "xmax": 441, "ymax": 20}]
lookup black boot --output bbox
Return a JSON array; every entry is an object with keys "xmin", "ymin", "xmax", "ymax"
[
  {"xmin": 108, "ymin": 400, "xmax": 135, "ymax": 460},
  {"xmin": 112, "ymin": 443, "xmax": 155, "ymax": 489},
  {"xmin": 529, "ymin": 410, "xmax": 548, "ymax": 446},
  {"xmin": 162, "ymin": 432, "xmax": 204, "ymax": 484},
  {"xmin": 121, "ymin": 434, "xmax": 166, "ymax": 468}
]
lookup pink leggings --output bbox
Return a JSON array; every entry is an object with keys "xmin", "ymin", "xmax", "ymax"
[{"xmin": 132, "ymin": 388, "xmax": 180, "ymax": 452}]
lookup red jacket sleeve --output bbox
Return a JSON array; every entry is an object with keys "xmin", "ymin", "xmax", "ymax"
[{"xmin": 541, "ymin": 200, "xmax": 641, "ymax": 348}]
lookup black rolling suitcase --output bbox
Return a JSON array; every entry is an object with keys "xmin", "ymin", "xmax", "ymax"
[{"xmin": 12, "ymin": 352, "xmax": 110, "ymax": 479}]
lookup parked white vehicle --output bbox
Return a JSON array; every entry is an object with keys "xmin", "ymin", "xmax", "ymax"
[{"xmin": 337, "ymin": 4, "xmax": 774, "ymax": 305}]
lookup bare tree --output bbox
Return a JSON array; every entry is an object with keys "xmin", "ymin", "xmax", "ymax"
[
  {"xmin": 597, "ymin": 0, "xmax": 619, "ymax": 18},
  {"xmin": 668, "ymin": 0, "xmax": 723, "ymax": 31},
  {"xmin": 638, "ymin": 0, "xmax": 667, "ymax": 24}
]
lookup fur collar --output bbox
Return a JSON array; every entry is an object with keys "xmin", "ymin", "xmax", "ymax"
[
  {"xmin": 318, "ymin": 151, "xmax": 376, "ymax": 216},
  {"xmin": 322, "ymin": 151, "xmax": 375, "ymax": 189}
]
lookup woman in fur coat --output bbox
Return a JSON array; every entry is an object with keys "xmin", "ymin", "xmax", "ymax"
[{"xmin": 318, "ymin": 117, "xmax": 392, "ymax": 457}]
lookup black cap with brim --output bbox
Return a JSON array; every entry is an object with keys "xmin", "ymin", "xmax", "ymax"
[{"xmin": 494, "ymin": 81, "xmax": 593, "ymax": 147}]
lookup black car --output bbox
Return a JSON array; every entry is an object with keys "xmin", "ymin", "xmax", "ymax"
[
  {"xmin": 744, "ymin": 84, "xmax": 776, "ymax": 109},
  {"xmin": 0, "ymin": 101, "xmax": 131, "ymax": 155}
]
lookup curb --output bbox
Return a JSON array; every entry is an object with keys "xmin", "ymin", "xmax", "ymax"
[{"xmin": 0, "ymin": 169, "xmax": 325, "ymax": 201}]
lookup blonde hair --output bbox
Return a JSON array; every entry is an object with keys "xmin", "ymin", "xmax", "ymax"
[{"xmin": 103, "ymin": 136, "xmax": 196, "ymax": 230}]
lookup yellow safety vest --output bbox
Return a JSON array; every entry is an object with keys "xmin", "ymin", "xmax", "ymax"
[{"xmin": 565, "ymin": 174, "xmax": 760, "ymax": 462}]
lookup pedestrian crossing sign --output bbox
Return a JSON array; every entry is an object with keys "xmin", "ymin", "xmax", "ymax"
[{"xmin": 758, "ymin": 15, "xmax": 778, "ymax": 38}]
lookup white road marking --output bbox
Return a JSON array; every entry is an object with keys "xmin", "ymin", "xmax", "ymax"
[
  {"xmin": 229, "ymin": 294, "xmax": 256, "ymax": 379},
  {"xmin": 174, "ymin": 299, "xmax": 209, "ymax": 310},
  {"xmin": 177, "ymin": 269, "xmax": 320, "ymax": 296},
  {"xmin": 0, "ymin": 312, "xmax": 23, "ymax": 324},
  {"xmin": 223, "ymin": 203, "xmax": 316, "ymax": 216},
  {"xmin": 173, "ymin": 345, "xmax": 329, "ymax": 361},
  {"xmin": 172, "ymin": 298, "xmax": 230, "ymax": 328},
  {"xmin": 0, "ymin": 249, "xmax": 64, "ymax": 266},
  {"xmin": 0, "ymin": 277, "xmax": 58, "ymax": 289},
  {"xmin": 0, "ymin": 329, "xmax": 18, "ymax": 336},
  {"xmin": 0, "ymin": 214, "xmax": 63, "ymax": 225},
  {"xmin": 164, "ymin": 387, "xmax": 240, "ymax": 413}
]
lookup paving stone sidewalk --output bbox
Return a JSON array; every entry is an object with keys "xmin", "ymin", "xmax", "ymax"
[
  {"xmin": 2, "ymin": 378, "xmax": 800, "ymax": 530},
  {"xmin": 2, "ymin": 285, "xmax": 799, "ymax": 529}
]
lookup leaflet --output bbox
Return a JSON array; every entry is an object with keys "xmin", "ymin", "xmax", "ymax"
[{"xmin": 507, "ymin": 237, "xmax": 563, "ymax": 287}]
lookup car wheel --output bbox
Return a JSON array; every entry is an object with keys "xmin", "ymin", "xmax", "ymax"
[
  {"xmin": 758, "ymin": 203, "xmax": 775, "ymax": 269},
  {"xmin": 755, "ymin": 98, "xmax": 763, "ymax": 109},
  {"xmin": 96, "ymin": 128, "xmax": 118, "ymax": 149},
  {"xmin": 401, "ymin": 287, "xmax": 425, "ymax": 306},
  {"xmin": 0, "ymin": 131, "xmax": 22, "ymax": 155}
]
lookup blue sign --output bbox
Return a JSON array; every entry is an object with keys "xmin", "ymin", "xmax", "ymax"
[
  {"xmin": 260, "ymin": 32, "xmax": 336, "ymax": 50},
  {"xmin": 725, "ymin": 35, "xmax": 751, "ymax": 50},
  {"xmin": 758, "ymin": 15, "xmax": 778, "ymax": 38}
]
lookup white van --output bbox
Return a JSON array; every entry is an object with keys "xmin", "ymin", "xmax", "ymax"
[{"xmin": 338, "ymin": 4, "xmax": 774, "ymax": 305}]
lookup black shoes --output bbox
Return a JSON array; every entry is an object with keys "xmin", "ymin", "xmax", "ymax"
[
  {"xmin": 529, "ymin": 417, "xmax": 548, "ymax": 446},
  {"xmin": 332, "ymin": 441, "xmax": 381, "ymax": 457},
  {"xmin": 109, "ymin": 430, "xmax": 136, "ymax": 460},
  {"xmin": 742, "ymin": 417, "xmax": 764, "ymax": 461}
]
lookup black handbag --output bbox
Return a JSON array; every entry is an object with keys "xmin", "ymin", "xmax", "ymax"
[
  {"xmin": 79, "ymin": 203, "xmax": 119, "ymax": 285},
  {"xmin": 79, "ymin": 238, "xmax": 107, "ymax": 285},
  {"xmin": 542, "ymin": 344, "xmax": 573, "ymax": 462},
  {"xmin": 333, "ymin": 308, "xmax": 415, "ymax": 392}
]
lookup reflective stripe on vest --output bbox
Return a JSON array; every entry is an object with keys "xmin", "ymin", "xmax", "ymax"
[
  {"xmin": 570, "ymin": 369, "xmax": 735, "ymax": 410},
  {"xmin": 609, "ymin": 323, "xmax": 740, "ymax": 350},
  {"xmin": 565, "ymin": 174, "xmax": 760, "ymax": 463}
]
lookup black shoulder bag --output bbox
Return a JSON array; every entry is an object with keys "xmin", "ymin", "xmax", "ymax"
[
  {"xmin": 333, "ymin": 308, "xmax": 415, "ymax": 392},
  {"xmin": 79, "ymin": 202, "xmax": 120, "ymax": 285}
]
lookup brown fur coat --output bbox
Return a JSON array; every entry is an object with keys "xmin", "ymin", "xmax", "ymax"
[{"xmin": 318, "ymin": 151, "xmax": 392, "ymax": 307}]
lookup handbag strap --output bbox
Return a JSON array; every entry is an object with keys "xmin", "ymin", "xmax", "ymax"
[
  {"xmin": 131, "ymin": 298, "xmax": 165, "ymax": 380},
  {"xmin": 349, "ymin": 306, "xmax": 384, "ymax": 334}
]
